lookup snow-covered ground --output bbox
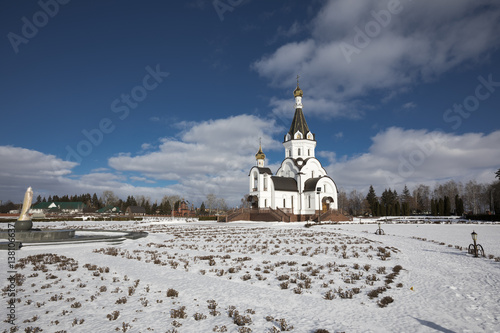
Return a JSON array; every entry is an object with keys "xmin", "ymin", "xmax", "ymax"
[{"xmin": 1, "ymin": 220, "xmax": 499, "ymax": 332}]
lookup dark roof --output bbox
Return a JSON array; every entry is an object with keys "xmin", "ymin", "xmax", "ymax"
[
  {"xmin": 126, "ymin": 206, "xmax": 146, "ymax": 213},
  {"xmin": 285, "ymin": 108, "xmax": 314, "ymax": 141},
  {"xmin": 248, "ymin": 167, "xmax": 273, "ymax": 176},
  {"xmin": 304, "ymin": 177, "xmax": 322, "ymax": 192},
  {"xmin": 271, "ymin": 176, "xmax": 298, "ymax": 192},
  {"xmin": 256, "ymin": 167, "xmax": 272, "ymax": 175}
]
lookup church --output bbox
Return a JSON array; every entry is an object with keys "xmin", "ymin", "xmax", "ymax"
[{"xmin": 242, "ymin": 79, "xmax": 344, "ymax": 222}]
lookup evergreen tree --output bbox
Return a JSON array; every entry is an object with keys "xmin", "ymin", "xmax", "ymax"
[
  {"xmin": 199, "ymin": 202, "xmax": 206, "ymax": 215},
  {"xmin": 430, "ymin": 199, "xmax": 437, "ymax": 215},
  {"xmin": 496, "ymin": 168, "xmax": 500, "ymax": 180},
  {"xmin": 455, "ymin": 194, "xmax": 464, "ymax": 216},
  {"xmin": 174, "ymin": 200, "xmax": 180, "ymax": 211},
  {"xmin": 164, "ymin": 201, "xmax": 172, "ymax": 215},
  {"xmin": 366, "ymin": 185, "xmax": 378, "ymax": 215},
  {"xmin": 92, "ymin": 193, "xmax": 100, "ymax": 209},
  {"xmin": 438, "ymin": 198, "xmax": 444, "ymax": 216},
  {"xmin": 35, "ymin": 195, "xmax": 42, "ymax": 204},
  {"xmin": 47, "ymin": 195, "xmax": 53, "ymax": 202},
  {"xmin": 444, "ymin": 196, "xmax": 451, "ymax": 216},
  {"xmin": 394, "ymin": 201, "xmax": 401, "ymax": 216}
]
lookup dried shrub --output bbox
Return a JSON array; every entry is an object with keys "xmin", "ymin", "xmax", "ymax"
[
  {"xmin": 107, "ymin": 310, "xmax": 120, "ymax": 321},
  {"xmin": 166, "ymin": 288, "xmax": 179, "ymax": 297},
  {"xmin": 378, "ymin": 296, "xmax": 394, "ymax": 308},
  {"xmin": 115, "ymin": 297, "xmax": 127, "ymax": 304},
  {"xmin": 171, "ymin": 306, "xmax": 187, "ymax": 319},
  {"xmin": 193, "ymin": 312, "xmax": 207, "ymax": 320}
]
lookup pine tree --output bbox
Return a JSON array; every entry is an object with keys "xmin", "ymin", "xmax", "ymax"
[
  {"xmin": 366, "ymin": 185, "xmax": 378, "ymax": 216},
  {"xmin": 455, "ymin": 194, "xmax": 464, "ymax": 216},
  {"xmin": 92, "ymin": 193, "xmax": 100, "ymax": 209},
  {"xmin": 444, "ymin": 196, "xmax": 451, "ymax": 216},
  {"xmin": 199, "ymin": 202, "xmax": 206, "ymax": 215},
  {"xmin": 394, "ymin": 201, "xmax": 401, "ymax": 216},
  {"xmin": 430, "ymin": 199, "xmax": 437, "ymax": 216},
  {"xmin": 164, "ymin": 201, "xmax": 172, "ymax": 215},
  {"xmin": 496, "ymin": 168, "xmax": 500, "ymax": 180},
  {"xmin": 438, "ymin": 198, "xmax": 444, "ymax": 216}
]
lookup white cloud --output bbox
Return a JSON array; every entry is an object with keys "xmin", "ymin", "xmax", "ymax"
[
  {"xmin": 108, "ymin": 114, "xmax": 284, "ymax": 204},
  {"xmin": 327, "ymin": 128, "xmax": 500, "ymax": 195},
  {"xmin": 252, "ymin": 0, "xmax": 500, "ymax": 106},
  {"xmin": 402, "ymin": 102, "xmax": 416, "ymax": 110}
]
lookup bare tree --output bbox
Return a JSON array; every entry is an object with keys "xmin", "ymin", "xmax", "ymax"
[
  {"xmin": 206, "ymin": 193, "xmax": 217, "ymax": 214},
  {"xmin": 102, "ymin": 190, "xmax": 119, "ymax": 206},
  {"xmin": 412, "ymin": 185, "xmax": 430, "ymax": 213}
]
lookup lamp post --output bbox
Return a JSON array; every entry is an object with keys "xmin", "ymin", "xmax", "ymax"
[
  {"xmin": 316, "ymin": 187, "xmax": 321, "ymax": 224},
  {"xmin": 468, "ymin": 230, "xmax": 485, "ymax": 257},
  {"xmin": 375, "ymin": 222, "xmax": 385, "ymax": 235}
]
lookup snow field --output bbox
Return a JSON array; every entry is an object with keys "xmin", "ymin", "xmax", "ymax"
[{"xmin": 1, "ymin": 220, "xmax": 499, "ymax": 332}]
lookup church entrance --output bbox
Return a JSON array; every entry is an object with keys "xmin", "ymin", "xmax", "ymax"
[
  {"xmin": 248, "ymin": 195, "xmax": 258, "ymax": 209},
  {"xmin": 322, "ymin": 197, "xmax": 334, "ymax": 213}
]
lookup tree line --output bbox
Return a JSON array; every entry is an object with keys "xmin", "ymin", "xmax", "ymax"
[
  {"xmin": 338, "ymin": 170, "xmax": 500, "ymax": 217},
  {"xmin": 0, "ymin": 191, "xmax": 228, "ymax": 216}
]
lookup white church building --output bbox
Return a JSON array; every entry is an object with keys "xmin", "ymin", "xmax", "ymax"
[{"xmin": 245, "ymin": 80, "xmax": 342, "ymax": 221}]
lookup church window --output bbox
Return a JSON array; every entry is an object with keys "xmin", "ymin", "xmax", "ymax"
[
  {"xmin": 288, "ymin": 149, "xmax": 291, "ymax": 156},
  {"xmin": 264, "ymin": 199, "xmax": 267, "ymax": 207},
  {"xmin": 308, "ymin": 196, "xmax": 311, "ymax": 208},
  {"xmin": 264, "ymin": 177, "xmax": 267, "ymax": 191},
  {"xmin": 298, "ymin": 148, "xmax": 301, "ymax": 156},
  {"xmin": 283, "ymin": 198, "xmax": 286, "ymax": 208},
  {"xmin": 253, "ymin": 174, "xmax": 258, "ymax": 190},
  {"xmin": 312, "ymin": 171, "xmax": 314, "ymax": 178},
  {"xmin": 308, "ymin": 149, "xmax": 310, "ymax": 156}
]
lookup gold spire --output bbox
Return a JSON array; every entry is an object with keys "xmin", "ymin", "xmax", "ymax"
[
  {"xmin": 293, "ymin": 74, "xmax": 303, "ymax": 97},
  {"xmin": 255, "ymin": 138, "xmax": 265, "ymax": 160}
]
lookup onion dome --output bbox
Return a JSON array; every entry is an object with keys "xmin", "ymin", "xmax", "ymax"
[{"xmin": 255, "ymin": 145, "xmax": 265, "ymax": 160}]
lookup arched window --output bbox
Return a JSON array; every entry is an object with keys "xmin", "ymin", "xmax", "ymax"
[
  {"xmin": 264, "ymin": 199, "xmax": 267, "ymax": 207},
  {"xmin": 308, "ymin": 196, "xmax": 311, "ymax": 208},
  {"xmin": 288, "ymin": 149, "xmax": 291, "ymax": 156},
  {"xmin": 283, "ymin": 198, "xmax": 286, "ymax": 208},
  {"xmin": 308, "ymin": 149, "xmax": 310, "ymax": 156},
  {"xmin": 253, "ymin": 173, "xmax": 258, "ymax": 190},
  {"xmin": 264, "ymin": 177, "xmax": 267, "ymax": 191},
  {"xmin": 298, "ymin": 148, "xmax": 301, "ymax": 156}
]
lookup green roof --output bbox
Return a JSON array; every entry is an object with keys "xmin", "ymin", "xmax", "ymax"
[{"xmin": 97, "ymin": 206, "xmax": 121, "ymax": 213}]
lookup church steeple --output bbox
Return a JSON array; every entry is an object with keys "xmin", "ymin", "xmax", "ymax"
[
  {"xmin": 283, "ymin": 77, "xmax": 316, "ymax": 159},
  {"xmin": 255, "ymin": 139, "xmax": 265, "ymax": 167},
  {"xmin": 285, "ymin": 76, "xmax": 314, "ymax": 142}
]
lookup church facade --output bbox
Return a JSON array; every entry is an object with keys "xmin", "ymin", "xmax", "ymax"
[{"xmin": 247, "ymin": 81, "xmax": 339, "ymax": 219}]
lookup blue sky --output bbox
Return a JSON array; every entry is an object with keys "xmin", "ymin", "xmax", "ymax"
[{"xmin": 1, "ymin": 0, "xmax": 500, "ymax": 206}]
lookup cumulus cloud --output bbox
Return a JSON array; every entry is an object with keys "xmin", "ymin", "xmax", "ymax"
[
  {"xmin": 327, "ymin": 128, "xmax": 500, "ymax": 194},
  {"xmin": 252, "ymin": 0, "xmax": 500, "ymax": 110},
  {"xmin": 108, "ymin": 114, "xmax": 284, "ymax": 204}
]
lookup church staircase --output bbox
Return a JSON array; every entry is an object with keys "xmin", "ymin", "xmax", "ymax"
[
  {"xmin": 314, "ymin": 209, "xmax": 352, "ymax": 222},
  {"xmin": 226, "ymin": 208, "xmax": 292, "ymax": 222}
]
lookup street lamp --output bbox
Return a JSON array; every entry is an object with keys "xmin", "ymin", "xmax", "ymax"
[
  {"xmin": 316, "ymin": 187, "xmax": 321, "ymax": 224},
  {"xmin": 468, "ymin": 230, "xmax": 485, "ymax": 257},
  {"xmin": 375, "ymin": 222, "xmax": 385, "ymax": 235}
]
